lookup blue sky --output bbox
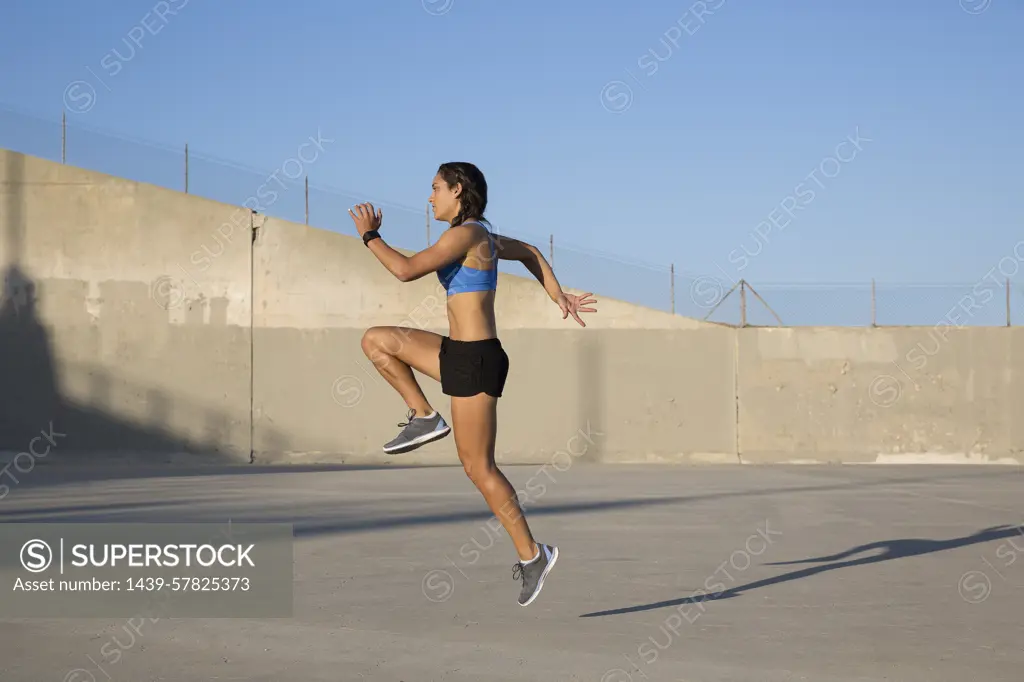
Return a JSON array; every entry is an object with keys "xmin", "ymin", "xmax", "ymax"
[{"xmin": 1, "ymin": 0, "xmax": 1021, "ymax": 324}]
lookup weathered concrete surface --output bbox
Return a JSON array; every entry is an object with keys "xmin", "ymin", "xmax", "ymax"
[
  {"xmin": 737, "ymin": 327, "xmax": 1024, "ymax": 464},
  {"xmin": 1, "ymin": 149, "xmax": 254, "ymax": 461},
  {"xmin": 3, "ymin": 149, "xmax": 726, "ymax": 464},
  {"xmin": 252, "ymin": 325, "xmax": 737, "ymax": 464},
  {"xmin": 8, "ymin": 147, "xmax": 1024, "ymax": 466},
  {"xmin": 0, "ymin": 463, "xmax": 1021, "ymax": 681},
  {"xmin": 251, "ymin": 215, "xmax": 733, "ymax": 463}
]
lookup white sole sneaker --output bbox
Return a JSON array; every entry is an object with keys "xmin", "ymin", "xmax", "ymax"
[
  {"xmin": 519, "ymin": 545, "xmax": 559, "ymax": 607},
  {"xmin": 382, "ymin": 423, "xmax": 451, "ymax": 454}
]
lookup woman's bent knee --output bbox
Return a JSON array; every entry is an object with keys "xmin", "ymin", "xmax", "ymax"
[
  {"xmin": 362, "ymin": 326, "xmax": 410, "ymax": 358},
  {"xmin": 361, "ymin": 326, "xmax": 395, "ymax": 360},
  {"xmin": 361, "ymin": 327, "xmax": 379, "ymax": 355}
]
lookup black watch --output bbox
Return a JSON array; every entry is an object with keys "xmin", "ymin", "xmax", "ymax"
[{"xmin": 362, "ymin": 229, "xmax": 381, "ymax": 246}]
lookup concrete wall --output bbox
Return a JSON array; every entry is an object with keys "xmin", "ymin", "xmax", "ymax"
[
  {"xmin": 736, "ymin": 326, "xmax": 1023, "ymax": 464},
  {"xmin": 4, "ymin": 148, "xmax": 1021, "ymax": 466},
  {"xmin": 1, "ymin": 150, "xmax": 261, "ymax": 462},
  {"xmin": 2, "ymin": 149, "xmax": 730, "ymax": 465}
]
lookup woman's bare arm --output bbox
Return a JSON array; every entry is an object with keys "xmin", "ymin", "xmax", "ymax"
[
  {"xmin": 485, "ymin": 232, "xmax": 597, "ymax": 325},
  {"xmin": 492, "ymin": 235, "xmax": 563, "ymax": 302}
]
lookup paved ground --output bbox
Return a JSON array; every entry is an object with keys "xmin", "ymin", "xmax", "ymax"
[{"xmin": 0, "ymin": 461, "xmax": 1021, "ymax": 681}]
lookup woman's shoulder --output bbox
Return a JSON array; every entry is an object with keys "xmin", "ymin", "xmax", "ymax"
[
  {"xmin": 455, "ymin": 219, "xmax": 495, "ymax": 245},
  {"xmin": 459, "ymin": 218, "xmax": 492, "ymax": 232}
]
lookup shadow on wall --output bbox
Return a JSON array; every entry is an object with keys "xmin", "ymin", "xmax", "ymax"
[{"xmin": 0, "ymin": 148, "xmax": 288, "ymax": 470}]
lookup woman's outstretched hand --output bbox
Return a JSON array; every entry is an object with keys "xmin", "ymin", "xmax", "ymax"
[
  {"xmin": 348, "ymin": 202, "xmax": 382, "ymax": 237},
  {"xmin": 558, "ymin": 291, "xmax": 598, "ymax": 327}
]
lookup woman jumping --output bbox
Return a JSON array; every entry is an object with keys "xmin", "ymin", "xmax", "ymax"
[{"xmin": 348, "ymin": 161, "xmax": 597, "ymax": 606}]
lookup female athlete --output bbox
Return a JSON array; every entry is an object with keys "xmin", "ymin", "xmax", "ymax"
[{"xmin": 348, "ymin": 161, "xmax": 597, "ymax": 606}]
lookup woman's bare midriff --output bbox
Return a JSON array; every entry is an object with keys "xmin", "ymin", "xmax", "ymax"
[{"xmin": 446, "ymin": 289, "xmax": 498, "ymax": 341}]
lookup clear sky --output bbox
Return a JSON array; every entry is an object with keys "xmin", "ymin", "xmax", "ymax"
[{"xmin": 1, "ymin": 0, "xmax": 1021, "ymax": 324}]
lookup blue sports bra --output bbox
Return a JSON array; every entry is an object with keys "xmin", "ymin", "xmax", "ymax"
[{"xmin": 437, "ymin": 221, "xmax": 498, "ymax": 296}]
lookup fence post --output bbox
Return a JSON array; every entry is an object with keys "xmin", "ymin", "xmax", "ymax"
[
  {"xmin": 871, "ymin": 278, "xmax": 876, "ymax": 326},
  {"xmin": 549, "ymin": 234, "xmax": 554, "ymax": 268},
  {"xmin": 1007, "ymin": 278, "xmax": 1011, "ymax": 327},
  {"xmin": 184, "ymin": 143, "xmax": 189, "ymax": 193},
  {"xmin": 670, "ymin": 264, "xmax": 675, "ymax": 314},
  {"xmin": 739, "ymin": 279, "xmax": 747, "ymax": 327},
  {"xmin": 61, "ymin": 110, "xmax": 66, "ymax": 164},
  {"xmin": 304, "ymin": 176, "xmax": 309, "ymax": 225}
]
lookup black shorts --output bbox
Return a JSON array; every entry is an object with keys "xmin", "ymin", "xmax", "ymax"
[{"xmin": 439, "ymin": 337, "xmax": 510, "ymax": 398}]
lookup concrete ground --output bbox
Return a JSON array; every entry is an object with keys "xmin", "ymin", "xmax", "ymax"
[{"xmin": 0, "ymin": 461, "xmax": 1021, "ymax": 681}]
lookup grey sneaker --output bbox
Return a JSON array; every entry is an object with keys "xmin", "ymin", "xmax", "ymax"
[
  {"xmin": 382, "ymin": 409, "xmax": 451, "ymax": 454},
  {"xmin": 512, "ymin": 543, "xmax": 559, "ymax": 606}
]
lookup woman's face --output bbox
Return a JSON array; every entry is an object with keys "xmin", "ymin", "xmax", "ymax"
[{"xmin": 429, "ymin": 174, "xmax": 460, "ymax": 223}]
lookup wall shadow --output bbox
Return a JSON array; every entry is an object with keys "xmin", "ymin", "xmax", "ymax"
[
  {"xmin": 0, "ymin": 147, "xmax": 289, "ymax": 479},
  {"xmin": 0, "ymin": 277, "xmax": 243, "ymax": 471},
  {"xmin": 0, "ymin": 263, "xmax": 59, "ymax": 447},
  {"xmin": 0, "ymin": 151, "xmax": 64, "ymax": 451}
]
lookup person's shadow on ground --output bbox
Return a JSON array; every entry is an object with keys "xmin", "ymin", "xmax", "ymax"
[{"xmin": 579, "ymin": 523, "xmax": 1024, "ymax": 617}]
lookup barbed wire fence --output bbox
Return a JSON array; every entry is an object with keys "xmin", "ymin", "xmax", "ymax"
[{"xmin": 4, "ymin": 105, "xmax": 1022, "ymax": 329}]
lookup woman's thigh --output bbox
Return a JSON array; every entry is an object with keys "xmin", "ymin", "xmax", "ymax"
[
  {"xmin": 364, "ymin": 326, "xmax": 443, "ymax": 382},
  {"xmin": 450, "ymin": 392, "xmax": 498, "ymax": 468}
]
